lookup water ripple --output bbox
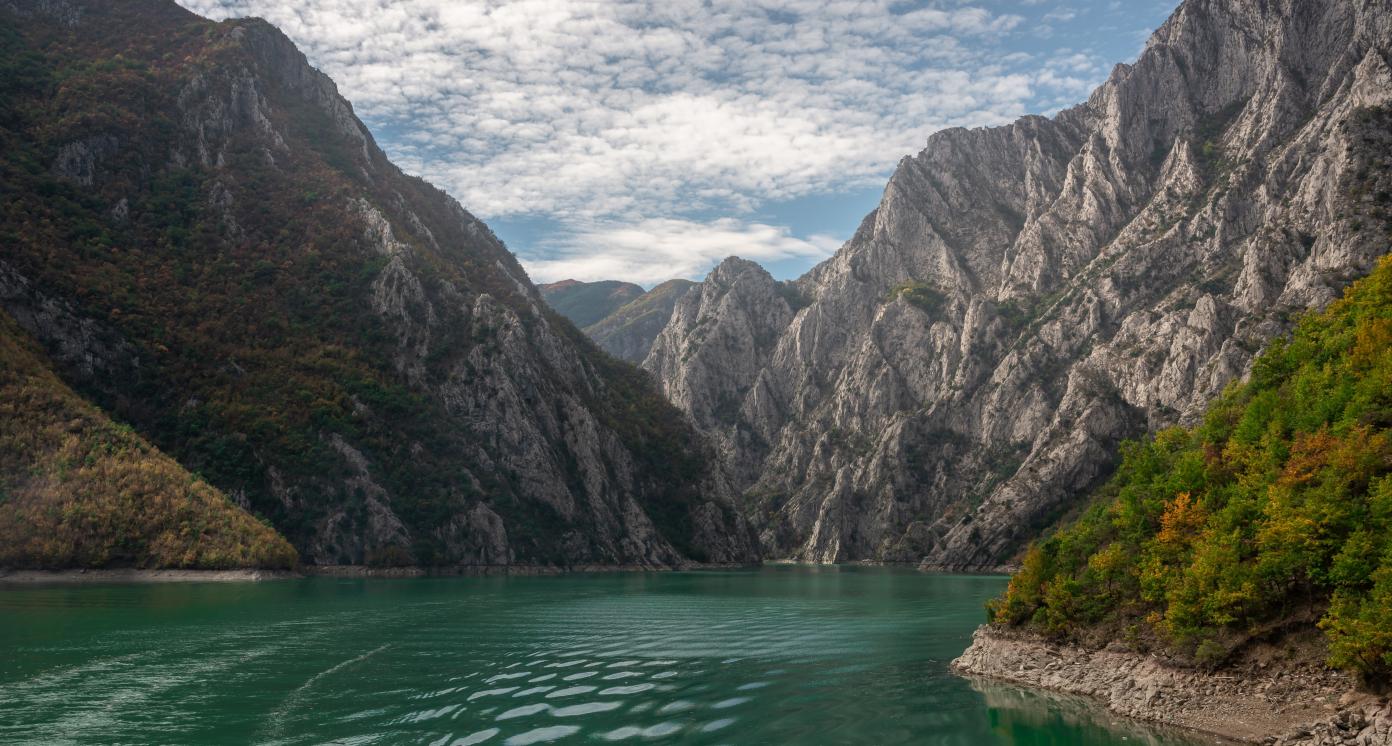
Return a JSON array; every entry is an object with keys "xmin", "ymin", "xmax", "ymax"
[
  {"xmin": 503, "ymin": 724, "xmax": 580, "ymax": 745},
  {"xmin": 0, "ymin": 569, "xmax": 1214, "ymax": 746}
]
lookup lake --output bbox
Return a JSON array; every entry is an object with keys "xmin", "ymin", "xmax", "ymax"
[{"xmin": 0, "ymin": 566, "xmax": 1225, "ymax": 745}]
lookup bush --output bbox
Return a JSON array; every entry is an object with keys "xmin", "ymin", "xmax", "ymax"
[{"xmin": 887, "ymin": 281, "xmax": 948, "ymax": 318}]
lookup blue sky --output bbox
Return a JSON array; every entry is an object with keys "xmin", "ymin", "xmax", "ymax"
[{"xmin": 180, "ymin": 0, "xmax": 1179, "ymax": 286}]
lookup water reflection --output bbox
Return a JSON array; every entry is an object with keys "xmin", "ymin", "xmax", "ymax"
[{"xmin": 969, "ymin": 677, "xmax": 1241, "ymax": 746}]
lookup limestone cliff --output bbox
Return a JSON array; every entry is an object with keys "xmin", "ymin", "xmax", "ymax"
[{"xmin": 644, "ymin": 0, "xmax": 1392, "ymax": 566}]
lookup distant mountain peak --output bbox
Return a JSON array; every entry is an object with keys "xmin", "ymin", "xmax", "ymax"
[{"xmin": 538, "ymin": 279, "xmax": 645, "ymax": 327}]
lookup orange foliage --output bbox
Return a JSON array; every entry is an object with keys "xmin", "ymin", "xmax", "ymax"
[
  {"xmin": 0, "ymin": 312, "xmax": 297, "ymax": 569},
  {"xmin": 1156, "ymin": 491, "xmax": 1207, "ymax": 546}
]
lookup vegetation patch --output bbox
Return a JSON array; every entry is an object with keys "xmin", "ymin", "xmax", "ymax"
[
  {"xmin": 887, "ymin": 281, "xmax": 947, "ymax": 318},
  {"xmin": 0, "ymin": 312, "xmax": 297, "ymax": 569},
  {"xmin": 992, "ymin": 255, "xmax": 1392, "ymax": 687},
  {"xmin": 776, "ymin": 281, "xmax": 811, "ymax": 313}
]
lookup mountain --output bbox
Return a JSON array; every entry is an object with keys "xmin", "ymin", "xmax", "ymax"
[
  {"xmin": 0, "ymin": 0, "xmax": 756, "ymax": 568},
  {"xmin": 647, "ymin": 260, "xmax": 803, "ymax": 488},
  {"xmin": 538, "ymin": 279, "xmax": 644, "ymax": 328},
  {"xmin": 0, "ymin": 308, "xmax": 298, "ymax": 569},
  {"xmin": 584, "ymin": 279, "xmax": 697, "ymax": 363},
  {"xmin": 537, "ymin": 277, "xmax": 698, "ymax": 365},
  {"xmin": 984, "ymin": 252, "xmax": 1392, "ymax": 689},
  {"xmin": 644, "ymin": 0, "xmax": 1392, "ymax": 567}
]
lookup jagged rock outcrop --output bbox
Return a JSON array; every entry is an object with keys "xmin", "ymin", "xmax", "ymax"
[
  {"xmin": 0, "ymin": 0, "xmax": 756, "ymax": 568},
  {"xmin": 646, "ymin": 259, "xmax": 800, "ymax": 488},
  {"xmin": 645, "ymin": 0, "xmax": 1392, "ymax": 566},
  {"xmin": 584, "ymin": 279, "xmax": 696, "ymax": 363}
]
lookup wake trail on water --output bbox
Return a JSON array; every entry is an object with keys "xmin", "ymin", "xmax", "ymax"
[
  {"xmin": 258, "ymin": 642, "xmax": 393, "ymax": 744},
  {"xmin": 0, "ymin": 638, "xmax": 291, "ymax": 742},
  {"xmin": 0, "ymin": 614, "xmax": 374, "ymax": 743}
]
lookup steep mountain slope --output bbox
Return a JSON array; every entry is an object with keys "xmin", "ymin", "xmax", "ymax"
[
  {"xmin": 645, "ymin": 0, "xmax": 1392, "ymax": 566},
  {"xmin": 992, "ymin": 253, "xmax": 1392, "ymax": 684},
  {"xmin": 538, "ymin": 279, "xmax": 644, "ymax": 328},
  {"xmin": 0, "ymin": 309, "xmax": 297, "ymax": 569},
  {"xmin": 0, "ymin": 0, "xmax": 756, "ymax": 567},
  {"xmin": 647, "ymin": 260, "xmax": 803, "ymax": 489},
  {"xmin": 586, "ymin": 279, "xmax": 697, "ymax": 363}
]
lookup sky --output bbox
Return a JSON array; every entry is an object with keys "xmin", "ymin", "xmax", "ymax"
[{"xmin": 176, "ymin": 0, "xmax": 1180, "ymax": 286}]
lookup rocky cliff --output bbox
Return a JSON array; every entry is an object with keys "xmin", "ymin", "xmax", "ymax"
[
  {"xmin": 644, "ymin": 0, "xmax": 1392, "ymax": 566},
  {"xmin": 0, "ymin": 0, "xmax": 756, "ymax": 568}
]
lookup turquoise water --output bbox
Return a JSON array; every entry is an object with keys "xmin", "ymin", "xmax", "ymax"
[{"xmin": 0, "ymin": 566, "xmax": 1224, "ymax": 745}]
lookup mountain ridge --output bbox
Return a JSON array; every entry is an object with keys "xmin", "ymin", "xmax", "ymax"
[
  {"xmin": 0, "ymin": 0, "xmax": 757, "ymax": 569},
  {"xmin": 584, "ymin": 278, "xmax": 698, "ymax": 363},
  {"xmin": 538, "ymin": 279, "xmax": 645, "ymax": 328},
  {"xmin": 643, "ymin": 0, "xmax": 1392, "ymax": 567}
]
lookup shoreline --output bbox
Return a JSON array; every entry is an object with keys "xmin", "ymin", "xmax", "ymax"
[
  {"xmin": 761, "ymin": 558, "xmax": 1016, "ymax": 575},
  {"xmin": 0, "ymin": 561, "xmax": 1016, "ymax": 585},
  {"xmin": 917, "ymin": 560, "xmax": 1019, "ymax": 575},
  {"xmin": 0, "ymin": 568, "xmax": 301, "ymax": 584},
  {"xmin": 951, "ymin": 625, "xmax": 1391, "ymax": 745},
  {"xmin": 0, "ymin": 561, "xmax": 761, "ymax": 585}
]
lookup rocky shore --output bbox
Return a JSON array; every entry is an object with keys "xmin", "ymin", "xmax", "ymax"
[
  {"xmin": 952, "ymin": 626, "xmax": 1392, "ymax": 745},
  {"xmin": 0, "ymin": 568, "xmax": 300, "ymax": 584},
  {"xmin": 303, "ymin": 562, "xmax": 753, "ymax": 578}
]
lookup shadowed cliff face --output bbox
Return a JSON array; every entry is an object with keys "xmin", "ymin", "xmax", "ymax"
[
  {"xmin": 644, "ymin": 0, "xmax": 1392, "ymax": 567},
  {"xmin": 0, "ymin": 0, "xmax": 757, "ymax": 567}
]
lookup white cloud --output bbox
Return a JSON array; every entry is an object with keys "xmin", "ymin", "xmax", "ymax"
[
  {"xmin": 177, "ymin": 1, "xmax": 1104, "ymax": 215},
  {"xmin": 176, "ymin": 0, "xmax": 1126, "ymax": 281},
  {"xmin": 523, "ymin": 217, "xmax": 841, "ymax": 285}
]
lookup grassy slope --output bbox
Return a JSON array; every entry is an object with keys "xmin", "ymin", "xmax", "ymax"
[
  {"xmin": 0, "ymin": 310, "xmax": 297, "ymax": 569},
  {"xmin": 585, "ymin": 279, "xmax": 696, "ymax": 334},
  {"xmin": 993, "ymin": 254, "xmax": 1392, "ymax": 685},
  {"xmin": 540, "ymin": 280, "xmax": 645, "ymax": 327},
  {"xmin": 581, "ymin": 279, "xmax": 696, "ymax": 361}
]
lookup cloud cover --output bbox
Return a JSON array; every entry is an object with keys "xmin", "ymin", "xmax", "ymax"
[{"xmin": 177, "ymin": 0, "xmax": 1157, "ymax": 283}]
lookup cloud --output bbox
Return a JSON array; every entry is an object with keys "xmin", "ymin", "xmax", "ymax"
[
  {"xmin": 175, "ymin": 0, "xmax": 1141, "ymax": 282},
  {"xmin": 522, "ymin": 217, "xmax": 841, "ymax": 285},
  {"xmin": 176, "ymin": 1, "xmax": 1105, "ymax": 220}
]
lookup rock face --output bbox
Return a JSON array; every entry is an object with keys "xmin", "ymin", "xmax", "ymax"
[
  {"xmin": 952, "ymin": 627, "xmax": 1391, "ymax": 745},
  {"xmin": 645, "ymin": 258, "xmax": 799, "ymax": 493},
  {"xmin": 0, "ymin": 0, "xmax": 756, "ymax": 568},
  {"xmin": 538, "ymin": 279, "xmax": 645, "ymax": 328},
  {"xmin": 644, "ymin": 0, "xmax": 1392, "ymax": 566},
  {"xmin": 585, "ymin": 279, "xmax": 697, "ymax": 363}
]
